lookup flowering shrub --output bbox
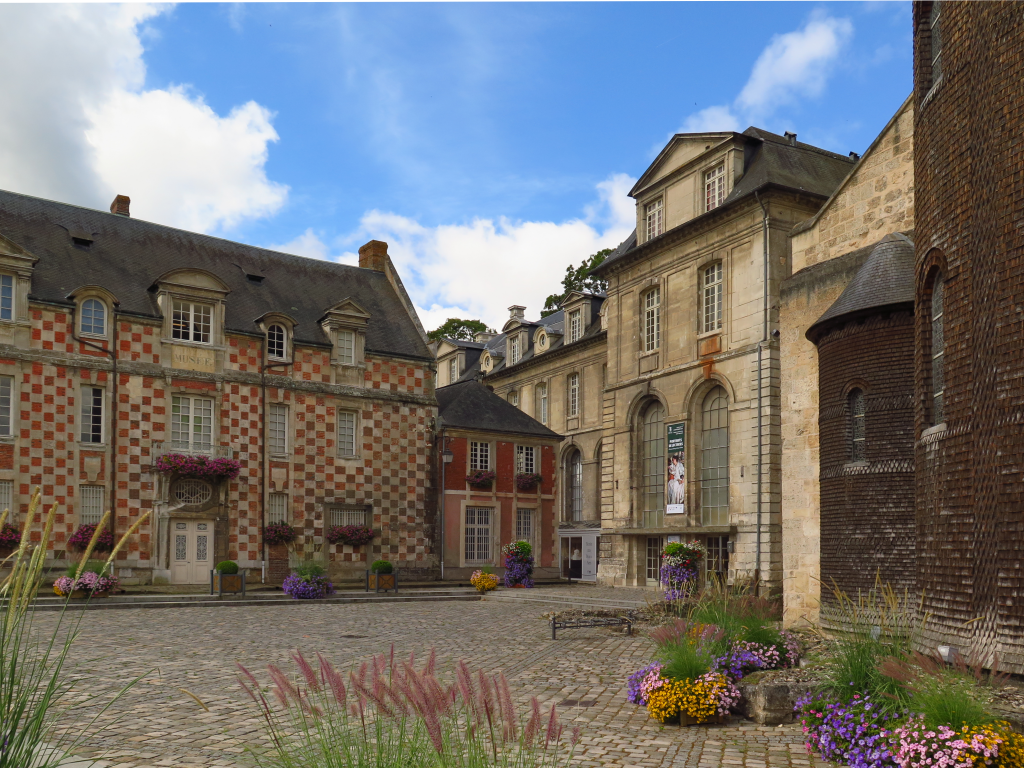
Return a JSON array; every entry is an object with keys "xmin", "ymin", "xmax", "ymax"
[
  {"xmin": 53, "ymin": 570, "xmax": 118, "ymax": 596},
  {"xmin": 627, "ymin": 663, "xmax": 663, "ymax": 705},
  {"xmin": 661, "ymin": 540, "xmax": 705, "ymax": 601},
  {"xmin": 67, "ymin": 523, "xmax": 114, "ymax": 552},
  {"xmin": 263, "ymin": 522, "xmax": 296, "ymax": 545},
  {"xmin": 889, "ymin": 717, "xmax": 1024, "ymax": 768},
  {"xmin": 154, "ymin": 453, "xmax": 241, "ymax": 480},
  {"xmin": 502, "ymin": 540, "xmax": 534, "ymax": 588},
  {"xmin": 466, "ymin": 470, "xmax": 496, "ymax": 486},
  {"xmin": 515, "ymin": 472, "xmax": 543, "ymax": 490},
  {"xmin": 325, "ymin": 525, "xmax": 375, "ymax": 547},
  {"xmin": 698, "ymin": 672, "xmax": 741, "ymax": 716},
  {"xmin": 780, "ymin": 630, "xmax": 802, "ymax": 668},
  {"xmin": 282, "ymin": 572, "xmax": 334, "ymax": 600},
  {"xmin": 470, "ymin": 569, "xmax": 499, "ymax": 593},
  {"xmin": 646, "ymin": 677, "xmax": 721, "ymax": 723},
  {"xmin": 0, "ymin": 521, "xmax": 20, "ymax": 548},
  {"xmin": 797, "ymin": 692, "xmax": 898, "ymax": 768}
]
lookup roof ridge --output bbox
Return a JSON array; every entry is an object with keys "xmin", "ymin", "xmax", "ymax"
[{"xmin": 745, "ymin": 127, "xmax": 855, "ymax": 163}]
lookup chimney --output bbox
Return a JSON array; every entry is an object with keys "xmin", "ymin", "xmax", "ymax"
[
  {"xmin": 110, "ymin": 195, "xmax": 130, "ymax": 217},
  {"xmin": 508, "ymin": 305, "xmax": 526, "ymax": 321},
  {"xmin": 849, "ymin": 151, "xmax": 861, "ymax": 161},
  {"xmin": 358, "ymin": 240, "xmax": 388, "ymax": 272},
  {"xmin": 784, "ymin": 131, "xmax": 797, "ymax": 146},
  {"xmin": 474, "ymin": 330, "xmax": 496, "ymax": 343}
]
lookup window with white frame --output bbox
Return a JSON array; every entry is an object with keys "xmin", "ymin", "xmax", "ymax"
[
  {"xmin": 644, "ymin": 287, "xmax": 661, "ymax": 352},
  {"xmin": 516, "ymin": 445, "xmax": 536, "ymax": 475},
  {"xmin": 338, "ymin": 409, "xmax": 357, "ymax": 456},
  {"xmin": 0, "ymin": 274, "xmax": 12, "ymax": 321},
  {"xmin": 538, "ymin": 383, "xmax": 548, "ymax": 424},
  {"xmin": 849, "ymin": 389, "xmax": 866, "ymax": 462},
  {"xmin": 170, "ymin": 395, "xmax": 214, "ymax": 452},
  {"xmin": 267, "ymin": 492, "xmax": 288, "ymax": 524},
  {"xmin": 81, "ymin": 299, "xmax": 106, "ymax": 337},
  {"xmin": 645, "ymin": 198, "xmax": 664, "ymax": 241},
  {"xmin": 465, "ymin": 507, "xmax": 492, "ymax": 562},
  {"xmin": 80, "ymin": 485, "xmax": 104, "ymax": 525},
  {"xmin": 331, "ymin": 505, "xmax": 369, "ymax": 528},
  {"xmin": 0, "ymin": 480, "xmax": 12, "ymax": 519},
  {"xmin": 80, "ymin": 387, "xmax": 104, "ymax": 443},
  {"xmin": 705, "ymin": 164, "xmax": 726, "ymax": 212},
  {"xmin": 470, "ymin": 441, "xmax": 490, "ymax": 471},
  {"xmin": 171, "ymin": 300, "xmax": 213, "ymax": 344},
  {"xmin": 267, "ymin": 324, "xmax": 286, "ymax": 360},
  {"xmin": 568, "ymin": 309, "xmax": 582, "ymax": 343},
  {"xmin": 338, "ymin": 330, "xmax": 355, "ymax": 365},
  {"xmin": 567, "ymin": 450, "xmax": 583, "ymax": 521},
  {"xmin": 268, "ymin": 403, "xmax": 288, "ymax": 455},
  {"xmin": 509, "ymin": 335, "xmax": 521, "ymax": 365},
  {"xmin": 0, "ymin": 376, "xmax": 12, "ymax": 437},
  {"xmin": 930, "ymin": 276, "xmax": 945, "ymax": 425},
  {"xmin": 449, "ymin": 356, "xmax": 458, "ymax": 384},
  {"xmin": 702, "ymin": 263, "xmax": 723, "ymax": 333},
  {"xmin": 567, "ymin": 372, "xmax": 579, "ymax": 417},
  {"xmin": 515, "ymin": 508, "xmax": 534, "ymax": 544},
  {"xmin": 509, "ymin": 390, "xmax": 519, "ymax": 408}
]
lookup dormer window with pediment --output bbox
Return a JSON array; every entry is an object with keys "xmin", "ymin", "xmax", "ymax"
[
  {"xmin": 0, "ymin": 275, "xmax": 12, "ymax": 322},
  {"xmin": 645, "ymin": 198, "xmax": 664, "ymax": 241},
  {"xmin": 320, "ymin": 298, "xmax": 370, "ymax": 369},
  {"xmin": 705, "ymin": 164, "xmax": 726, "ymax": 212},
  {"xmin": 256, "ymin": 313, "xmax": 297, "ymax": 363},
  {"xmin": 567, "ymin": 309, "xmax": 582, "ymax": 343},
  {"xmin": 68, "ymin": 286, "xmax": 119, "ymax": 341},
  {"xmin": 508, "ymin": 334, "xmax": 521, "ymax": 366},
  {"xmin": 153, "ymin": 269, "xmax": 230, "ymax": 348},
  {"xmin": 0, "ymin": 231, "xmax": 39, "ymax": 332}
]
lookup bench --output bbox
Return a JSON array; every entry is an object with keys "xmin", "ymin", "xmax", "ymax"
[{"xmin": 550, "ymin": 616, "xmax": 632, "ymax": 640}]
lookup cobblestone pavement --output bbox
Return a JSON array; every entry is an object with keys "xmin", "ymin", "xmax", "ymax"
[{"xmin": 38, "ymin": 598, "xmax": 827, "ymax": 768}]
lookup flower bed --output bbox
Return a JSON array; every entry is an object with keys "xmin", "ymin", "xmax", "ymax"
[
  {"xmin": 325, "ymin": 524, "xmax": 375, "ymax": 547},
  {"xmin": 502, "ymin": 540, "xmax": 534, "ymax": 588},
  {"xmin": 263, "ymin": 522, "xmax": 297, "ymax": 545},
  {"xmin": 153, "ymin": 453, "xmax": 241, "ymax": 480},
  {"xmin": 67, "ymin": 523, "xmax": 114, "ymax": 552},
  {"xmin": 470, "ymin": 569, "xmax": 499, "ymax": 593}
]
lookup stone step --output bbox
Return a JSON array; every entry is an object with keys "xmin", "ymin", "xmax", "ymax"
[{"xmin": 30, "ymin": 591, "xmax": 482, "ymax": 612}]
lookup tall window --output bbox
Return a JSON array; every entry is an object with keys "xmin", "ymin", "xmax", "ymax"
[
  {"xmin": 645, "ymin": 198, "xmax": 664, "ymax": 241},
  {"xmin": 268, "ymin": 403, "xmax": 288, "ymax": 454},
  {"xmin": 537, "ymin": 383, "xmax": 548, "ymax": 424},
  {"xmin": 705, "ymin": 164, "xmax": 726, "ymax": 211},
  {"xmin": 331, "ymin": 505, "xmax": 368, "ymax": 527},
  {"xmin": 268, "ymin": 492, "xmax": 288, "ymax": 524},
  {"xmin": 0, "ymin": 480, "xmax": 12, "ymax": 519},
  {"xmin": 0, "ymin": 274, "xmax": 12, "ymax": 321},
  {"xmin": 931, "ymin": 276, "xmax": 945, "ymax": 425},
  {"xmin": 509, "ymin": 335, "xmax": 521, "ymax": 365},
  {"xmin": 568, "ymin": 310, "xmax": 582, "ymax": 343},
  {"xmin": 338, "ymin": 410, "xmax": 357, "ymax": 456},
  {"xmin": 927, "ymin": 2, "xmax": 943, "ymax": 88},
  {"xmin": 80, "ymin": 485, "xmax": 104, "ymax": 525},
  {"xmin": 267, "ymin": 324, "xmax": 286, "ymax": 360},
  {"xmin": 644, "ymin": 287, "xmax": 661, "ymax": 352},
  {"xmin": 470, "ymin": 441, "xmax": 490, "ymax": 471},
  {"xmin": 516, "ymin": 445, "xmax": 536, "ymax": 475},
  {"xmin": 449, "ymin": 357, "xmax": 458, "ymax": 384},
  {"xmin": 80, "ymin": 387, "xmax": 104, "ymax": 443},
  {"xmin": 509, "ymin": 390, "xmax": 519, "ymax": 408},
  {"xmin": 706, "ymin": 536, "xmax": 730, "ymax": 580},
  {"xmin": 646, "ymin": 536, "xmax": 664, "ymax": 583},
  {"xmin": 516, "ymin": 508, "xmax": 534, "ymax": 544},
  {"xmin": 849, "ymin": 389, "xmax": 866, "ymax": 462},
  {"xmin": 700, "ymin": 386, "xmax": 730, "ymax": 526},
  {"xmin": 171, "ymin": 300, "xmax": 212, "ymax": 344},
  {"xmin": 338, "ymin": 330, "xmax": 355, "ymax": 365},
  {"xmin": 567, "ymin": 373, "xmax": 579, "ymax": 417},
  {"xmin": 170, "ymin": 395, "xmax": 214, "ymax": 452},
  {"xmin": 81, "ymin": 299, "xmax": 106, "ymax": 337},
  {"xmin": 641, "ymin": 401, "xmax": 665, "ymax": 528},
  {"xmin": 567, "ymin": 450, "xmax": 583, "ymax": 521},
  {"xmin": 465, "ymin": 507, "xmax": 492, "ymax": 562},
  {"xmin": 702, "ymin": 263, "xmax": 723, "ymax": 333},
  {"xmin": 0, "ymin": 376, "xmax": 13, "ymax": 437}
]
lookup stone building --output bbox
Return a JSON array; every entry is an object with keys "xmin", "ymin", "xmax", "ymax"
[
  {"xmin": 592, "ymin": 128, "xmax": 854, "ymax": 589},
  {"xmin": 0, "ymin": 189, "xmax": 437, "ymax": 584}
]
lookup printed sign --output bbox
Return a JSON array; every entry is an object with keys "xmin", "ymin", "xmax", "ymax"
[{"xmin": 666, "ymin": 422, "xmax": 686, "ymax": 515}]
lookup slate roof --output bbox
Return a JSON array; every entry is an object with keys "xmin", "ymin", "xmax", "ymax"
[
  {"xmin": 435, "ymin": 379, "xmax": 563, "ymax": 440},
  {"xmin": 0, "ymin": 188, "xmax": 431, "ymax": 360},
  {"xmin": 806, "ymin": 233, "xmax": 916, "ymax": 342}
]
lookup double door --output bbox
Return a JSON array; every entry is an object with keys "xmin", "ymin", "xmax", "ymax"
[{"xmin": 170, "ymin": 519, "xmax": 213, "ymax": 584}]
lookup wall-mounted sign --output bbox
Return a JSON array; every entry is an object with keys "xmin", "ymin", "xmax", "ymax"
[{"xmin": 666, "ymin": 421, "xmax": 686, "ymax": 515}]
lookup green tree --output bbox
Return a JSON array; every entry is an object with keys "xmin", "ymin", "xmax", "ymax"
[
  {"xmin": 540, "ymin": 248, "xmax": 613, "ymax": 317},
  {"xmin": 427, "ymin": 318, "xmax": 493, "ymax": 343}
]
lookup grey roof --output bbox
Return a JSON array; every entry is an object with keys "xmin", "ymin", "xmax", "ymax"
[
  {"xmin": 0, "ymin": 188, "xmax": 431, "ymax": 359},
  {"xmin": 807, "ymin": 233, "xmax": 916, "ymax": 342},
  {"xmin": 436, "ymin": 379, "xmax": 563, "ymax": 440}
]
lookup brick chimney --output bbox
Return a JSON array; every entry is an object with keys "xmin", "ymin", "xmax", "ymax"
[
  {"xmin": 358, "ymin": 240, "xmax": 389, "ymax": 272},
  {"xmin": 110, "ymin": 195, "xmax": 131, "ymax": 217}
]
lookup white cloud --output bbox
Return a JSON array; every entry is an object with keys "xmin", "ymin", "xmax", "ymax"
[
  {"xmin": 0, "ymin": 4, "xmax": 286, "ymax": 233},
  {"xmin": 680, "ymin": 106, "xmax": 742, "ymax": 134},
  {"xmin": 266, "ymin": 228, "xmax": 336, "ymax": 261}
]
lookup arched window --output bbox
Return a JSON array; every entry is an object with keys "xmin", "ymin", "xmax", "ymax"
[
  {"xmin": 930, "ymin": 275, "xmax": 945, "ymax": 425},
  {"xmin": 700, "ymin": 386, "xmax": 729, "ymax": 526},
  {"xmin": 643, "ymin": 287, "xmax": 661, "ymax": 352},
  {"xmin": 848, "ymin": 388, "xmax": 866, "ymax": 462},
  {"xmin": 640, "ymin": 401, "xmax": 665, "ymax": 528},
  {"xmin": 702, "ymin": 263, "xmax": 723, "ymax": 334},
  {"xmin": 81, "ymin": 298, "xmax": 105, "ymax": 337},
  {"xmin": 565, "ymin": 450, "xmax": 583, "ymax": 522},
  {"xmin": 267, "ymin": 324, "xmax": 286, "ymax": 360}
]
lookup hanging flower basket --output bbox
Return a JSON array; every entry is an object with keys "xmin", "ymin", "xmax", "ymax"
[
  {"xmin": 67, "ymin": 523, "xmax": 114, "ymax": 553},
  {"xmin": 515, "ymin": 473, "xmax": 543, "ymax": 491},
  {"xmin": 263, "ymin": 522, "xmax": 297, "ymax": 546},
  {"xmin": 325, "ymin": 525, "xmax": 376, "ymax": 547},
  {"xmin": 466, "ymin": 470, "xmax": 496, "ymax": 488},
  {"xmin": 154, "ymin": 454, "xmax": 242, "ymax": 481}
]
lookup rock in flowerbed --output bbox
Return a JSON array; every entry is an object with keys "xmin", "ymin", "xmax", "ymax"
[{"xmin": 735, "ymin": 668, "xmax": 820, "ymax": 725}]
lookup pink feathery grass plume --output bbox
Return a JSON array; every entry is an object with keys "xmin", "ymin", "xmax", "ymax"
[
  {"xmin": 524, "ymin": 696, "xmax": 542, "ymax": 744},
  {"xmin": 317, "ymin": 654, "xmax": 346, "ymax": 708},
  {"xmin": 545, "ymin": 702, "xmax": 561, "ymax": 748},
  {"xmin": 496, "ymin": 672, "xmax": 518, "ymax": 741},
  {"xmin": 292, "ymin": 651, "xmax": 321, "ymax": 692},
  {"xmin": 425, "ymin": 648, "xmax": 437, "ymax": 676},
  {"xmin": 267, "ymin": 664, "xmax": 301, "ymax": 705},
  {"xmin": 571, "ymin": 725, "xmax": 581, "ymax": 747}
]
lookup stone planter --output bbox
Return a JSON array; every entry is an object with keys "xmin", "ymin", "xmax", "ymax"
[
  {"xmin": 366, "ymin": 571, "xmax": 397, "ymax": 593},
  {"xmin": 736, "ymin": 674, "xmax": 816, "ymax": 725}
]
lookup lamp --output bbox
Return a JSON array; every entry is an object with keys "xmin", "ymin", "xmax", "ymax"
[{"xmin": 442, "ymin": 449, "xmax": 454, "ymax": 464}]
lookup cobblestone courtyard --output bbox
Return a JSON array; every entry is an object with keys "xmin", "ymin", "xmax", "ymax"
[{"xmin": 46, "ymin": 596, "xmax": 825, "ymax": 768}]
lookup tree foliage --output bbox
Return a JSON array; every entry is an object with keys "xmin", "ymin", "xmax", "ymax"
[
  {"xmin": 427, "ymin": 318, "xmax": 493, "ymax": 343},
  {"xmin": 540, "ymin": 248, "xmax": 613, "ymax": 317}
]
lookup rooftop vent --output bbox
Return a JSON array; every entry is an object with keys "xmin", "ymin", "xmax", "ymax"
[
  {"xmin": 110, "ymin": 195, "xmax": 130, "ymax": 217},
  {"xmin": 246, "ymin": 273, "xmax": 265, "ymax": 284},
  {"xmin": 784, "ymin": 131, "xmax": 797, "ymax": 146},
  {"xmin": 849, "ymin": 151, "xmax": 861, "ymax": 161},
  {"xmin": 69, "ymin": 230, "xmax": 93, "ymax": 249}
]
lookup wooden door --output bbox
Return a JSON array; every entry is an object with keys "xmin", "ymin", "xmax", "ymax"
[{"xmin": 170, "ymin": 520, "xmax": 214, "ymax": 584}]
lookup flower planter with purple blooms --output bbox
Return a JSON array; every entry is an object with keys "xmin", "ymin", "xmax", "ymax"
[
  {"xmin": 54, "ymin": 570, "xmax": 118, "ymax": 598},
  {"xmin": 263, "ymin": 522, "xmax": 297, "ymax": 546},
  {"xmin": 0, "ymin": 521, "xmax": 21, "ymax": 550},
  {"xmin": 325, "ymin": 525, "xmax": 375, "ymax": 547},
  {"xmin": 67, "ymin": 523, "xmax": 114, "ymax": 552},
  {"xmin": 154, "ymin": 453, "xmax": 242, "ymax": 481},
  {"xmin": 515, "ymin": 473, "xmax": 543, "ymax": 491},
  {"xmin": 466, "ymin": 470, "xmax": 496, "ymax": 488},
  {"xmin": 502, "ymin": 540, "xmax": 534, "ymax": 588},
  {"xmin": 660, "ymin": 540, "xmax": 705, "ymax": 601},
  {"xmin": 282, "ymin": 562, "xmax": 334, "ymax": 599}
]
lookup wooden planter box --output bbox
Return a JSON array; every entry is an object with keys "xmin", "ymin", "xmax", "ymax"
[
  {"xmin": 661, "ymin": 713, "xmax": 726, "ymax": 727},
  {"xmin": 68, "ymin": 590, "xmax": 110, "ymax": 599},
  {"xmin": 210, "ymin": 570, "xmax": 247, "ymax": 596},
  {"xmin": 468, "ymin": 483, "xmax": 493, "ymax": 491},
  {"xmin": 366, "ymin": 571, "xmax": 398, "ymax": 593}
]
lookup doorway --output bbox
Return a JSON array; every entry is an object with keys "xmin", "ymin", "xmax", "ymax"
[
  {"xmin": 170, "ymin": 519, "xmax": 214, "ymax": 584},
  {"xmin": 559, "ymin": 532, "xmax": 599, "ymax": 581}
]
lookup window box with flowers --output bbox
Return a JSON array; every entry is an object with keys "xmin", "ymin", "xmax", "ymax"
[
  {"xmin": 466, "ymin": 470, "xmax": 496, "ymax": 489},
  {"xmin": 53, "ymin": 560, "xmax": 118, "ymax": 599},
  {"xmin": 515, "ymin": 473, "xmax": 543, "ymax": 491},
  {"xmin": 67, "ymin": 523, "xmax": 114, "ymax": 553},
  {"xmin": 0, "ymin": 521, "xmax": 21, "ymax": 554},
  {"xmin": 325, "ymin": 525, "xmax": 376, "ymax": 548},
  {"xmin": 154, "ymin": 454, "xmax": 242, "ymax": 481},
  {"xmin": 263, "ymin": 522, "xmax": 297, "ymax": 546}
]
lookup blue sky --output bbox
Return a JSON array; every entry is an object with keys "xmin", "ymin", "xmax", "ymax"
[{"xmin": 0, "ymin": 2, "xmax": 912, "ymax": 331}]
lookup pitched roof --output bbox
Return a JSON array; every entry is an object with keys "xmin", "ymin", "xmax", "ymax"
[
  {"xmin": 435, "ymin": 379, "xmax": 563, "ymax": 440},
  {"xmin": 0, "ymin": 188, "xmax": 431, "ymax": 360}
]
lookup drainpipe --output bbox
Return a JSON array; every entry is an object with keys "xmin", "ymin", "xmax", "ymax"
[
  {"xmin": 439, "ymin": 428, "xmax": 447, "ymax": 581},
  {"xmin": 260, "ymin": 339, "xmax": 295, "ymax": 584},
  {"xmin": 754, "ymin": 191, "xmax": 769, "ymax": 591},
  {"xmin": 70, "ymin": 303, "xmax": 119, "ymax": 551}
]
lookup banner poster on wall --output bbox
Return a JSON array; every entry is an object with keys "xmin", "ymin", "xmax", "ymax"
[{"xmin": 665, "ymin": 421, "xmax": 686, "ymax": 515}]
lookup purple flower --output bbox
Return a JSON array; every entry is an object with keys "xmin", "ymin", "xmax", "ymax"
[
  {"xmin": 263, "ymin": 523, "xmax": 297, "ymax": 545},
  {"xmin": 627, "ymin": 663, "xmax": 663, "ymax": 706},
  {"xmin": 0, "ymin": 522, "xmax": 20, "ymax": 548},
  {"xmin": 68, "ymin": 524, "xmax": 115, "ymax": 552},
  {"xmin": 325, "ymin": 525, "xmax": 375, "ymax": 546},
  {"xmin": 282, "ymin": 572, "xmax": 334, "ymax": 599},
  {"xmin": 154, "ymin": 453, "xmax": 242, "ymax": 481}
]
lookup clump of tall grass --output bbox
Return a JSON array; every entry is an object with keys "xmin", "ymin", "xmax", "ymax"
[
  {"xmin": 0, "ymin": 487, "xmax": 146, "ymax": 768},
  {"xmin": 239, "ymin": 648, "xmax": 581, "ymax": 768}
]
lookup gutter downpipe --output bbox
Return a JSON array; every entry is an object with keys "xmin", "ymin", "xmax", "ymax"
[
  {"xmin": 439, "ymin": 427, "xmax": 446, "ymax": 581},
  {"xmin": 754, "ymin": 191, "xmax": 769, "ymax": 592},
  {"xmin": 260, "ymin": 342, "xmax": 295, "ymax": 584}
]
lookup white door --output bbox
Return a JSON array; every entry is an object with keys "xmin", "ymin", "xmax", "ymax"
[{"xmin": 170, "ymin": 520, "xmax": 213, "ymax": 584}]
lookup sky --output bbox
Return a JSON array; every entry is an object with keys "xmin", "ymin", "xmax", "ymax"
[{"xmin": 0, "ymin": 2, "xmax": 912, "ymax": 332}]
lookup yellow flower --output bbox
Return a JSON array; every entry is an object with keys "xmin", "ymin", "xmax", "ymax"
[
  {"xmin": 470, "ymin": 570, "xmax": 498, "ymax": 593},
  {"xmin": 647, "ymin": 676, "xmax": 720, "ymax": 724}
]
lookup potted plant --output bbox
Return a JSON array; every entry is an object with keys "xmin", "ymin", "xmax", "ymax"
[
  {"xmin": 515, "ymin": 473, "xmax": 543, "ymax": 491},
  {"xmin": 0, "ymin": 520, "xmax": 20, "ymax": 555},
  {"xmin": 470, "ymin": 568, "xmax": 499, "ymax": 594},
  {"xmin": 661, "ymin": 540, "xmax": 705, "ymax": 602},
  {"xmin": 153, "ymin": 453, "xmax": 242, "ymax": 480},
  {"xmin": 282, "ymin": 562, "xmax": 334, "ymax": 600},
  {"xmin": 263, "ymin": 522, "xmax": 297, "ymax": 546},
  {"xmin": 325, "ymin": 525, "xmax": 375, "ymax": 548},
  {"xmin": 53, "ymin": 560, "xmax": 118, "ymax": 599},
  {"xmin": 502, "ymin": 540, "xmax": 534, "ymax": 588},
  {"xmin": 367, "ymin": 559, "xmax": 397, "ymax": 592},
  {"xmin": 466, "ymin": 470, "xmax": 496, "ymax": 489},
  {"xmin": 211, "ymin": 560, "xmax": 246, "ymax": 596},
  {"xmin": 67, "ymin": 523, "xmax": 114, "ymax": 553}
]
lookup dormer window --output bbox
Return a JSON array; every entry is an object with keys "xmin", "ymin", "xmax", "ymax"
[
  {"xmin": 172, "ymin": 300, "xmax": 212, "ymax": 344},
  {"xmin": 568, "ymin": 309, "xmax": 582, "ymax": 343},
  {"xmin": 267, "ymin": 324, "xmax": 286, "ymax": 360},
  {"xmin": 0, "ymin": 274, "xmax": 12, "ymax": 321},
  {"xmin": 537, "ymin": 332, "xmax": 547, "ymax": 352},
  {"xmin": 338, "ymin": 330, "xmax": 355, "ymax": 365},
  {"xmin": 645, "ymin": 198, "xmax": 664, "ymax": 241},
  {"xmin": 509, "ymin": 335, "xmax": 521, "ymax": 365},
  {"xmin": 705, "ymin": 164, "xmax": 726, "ymax": 212},
  {"xmin": 449, "ymin": 356, "xmax": 458, "ymax": 383},
  {"xmin": 80, "ymin": 298, "xmax": 106, "ymax": 337}
]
